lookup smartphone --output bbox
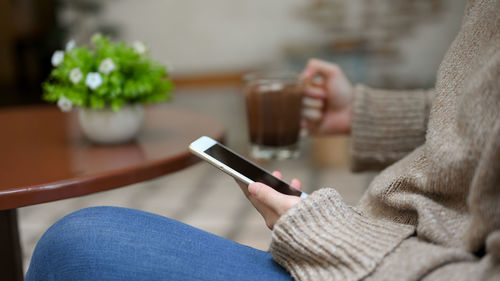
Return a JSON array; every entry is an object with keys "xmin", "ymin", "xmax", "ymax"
[{"xmin": 189, "ymin": 136, "xmax": 307, "ymax": 198}]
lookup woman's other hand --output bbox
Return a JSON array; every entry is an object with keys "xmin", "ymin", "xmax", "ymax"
[
  {"xmin": 236, "ymin": 171, "xmax": 302, "ymax": 229},
  {"xmin": 301, "ymin": 58, "xmax": 354, "ymax": 135}
]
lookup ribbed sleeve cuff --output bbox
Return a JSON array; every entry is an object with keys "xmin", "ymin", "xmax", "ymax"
[
  {"xmin": 351, "ymin": 85, "xmax": 430, "ymax": 171},
  {"xmin": 270, "ymin": 188, "xmax": 414, "ymax": 281}
]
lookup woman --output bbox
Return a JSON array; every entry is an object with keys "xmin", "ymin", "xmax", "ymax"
[{"xmin": 26, "ymin": 0, "xmax": 499, "ymax": 280}]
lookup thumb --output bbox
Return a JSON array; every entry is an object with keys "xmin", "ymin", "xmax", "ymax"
[{"xmin": 249, "ymin": 182, "xmax": 292, "ymax": 214}]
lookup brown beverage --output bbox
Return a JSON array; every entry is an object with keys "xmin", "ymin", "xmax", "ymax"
[{"xmin": 244, "ymin": 72, "xmax": 303, "ymax": 159}]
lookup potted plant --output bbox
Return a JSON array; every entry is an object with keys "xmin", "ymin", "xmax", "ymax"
[{"xmin": 43, "ymin": 33, "xmax": 173, "ymax": 144}]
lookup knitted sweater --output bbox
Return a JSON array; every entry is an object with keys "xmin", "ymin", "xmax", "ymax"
[{"xmin": 269, "ymin": 1, "xmax": 500, "ymax": 280}]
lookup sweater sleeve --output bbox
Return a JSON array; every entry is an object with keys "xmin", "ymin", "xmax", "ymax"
[
  {"xmin": 366, "ymin": 120, "xmax": 500, "ymax": 281},
  {"xmin": 270, "ymin": 120, "xmax": 500, "ymax": 281},
  {"xmin": 350, "ymin": 85, "xmax": 434, "ymax": 171},
  {"xmin": 269, "ymin": 188, "xmax": 415, "ymax": 281},
  {"xmin": 363, "ymin": 235, "xmax": 499, "ymax": 281}
]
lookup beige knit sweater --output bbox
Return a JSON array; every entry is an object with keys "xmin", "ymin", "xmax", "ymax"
[{"xmin": 270, "ymin": 1, "xmax": 500, "ymax": 280}]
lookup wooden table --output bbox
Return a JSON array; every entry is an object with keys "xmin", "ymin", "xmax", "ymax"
[{"xmin": 0, "ymin": 105, "xmax": 225, "ymax": 281}]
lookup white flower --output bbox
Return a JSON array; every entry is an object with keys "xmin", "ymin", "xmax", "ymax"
[
  {"xmin": 98, "ymin": 58, "xmax": 116, "ymax": 74},
  {"xmin": 85, "ymin": 72, "xmax": 103, "ymax": 90},
  {"xmin": 65, "ymin": 40, "xmax": 76, "ymax": 51},
  {"xmin": 132, "ymin": 41, "xmax": 147, "ymax": 54},
  {"xmin": 51, "ymin": 50, "xmax": 64, "ymax": 66},
  {"xmin": 69, "ymin": 68, "xmax": 83, "ymax": 84},
  {"xmin": 57, "ymin": 96, "xmax": 73, "ymax": 112}
]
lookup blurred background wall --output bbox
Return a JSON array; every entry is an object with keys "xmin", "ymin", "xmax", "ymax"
[
  {"xmin": 98, "ymin": 0, "xmax": 466, "ymax": 88},
  {"xmin": 1, "ymin": 0, "xmax": 466, "ymax": 106}
]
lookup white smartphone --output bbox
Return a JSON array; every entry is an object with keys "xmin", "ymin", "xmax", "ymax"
[{"xmin": 189, "ymin": 136, "xmax": 307, "ymax": 198}]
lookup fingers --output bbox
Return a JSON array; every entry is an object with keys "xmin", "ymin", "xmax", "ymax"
[
  {"xmin": 304, "ymin": 84, "xmax": 326, "ymax": 99},
  {"xmin": 302, "ymin": 108, "xmax": 322, "ymax": 122},
  {"xmin": 301, "ymin": 58, "xmax": 340, "ymax": 81},
  {"xmin": 249, "ymin": 183, "xmax": 282, "ymax": 209},
  {"xmin": 249, "ymin": 183, "xmax": 300, "ymax": 215},
  {"xmin": 291, "ymin": 178, "xmax": 302, "ymax": 191},
  {"xmin": 249, "ymin": 175, "xmax": 303, "ymax": 229},
  {"xmin": 303, "ymin": 96, "xmax": 323, "ymax": 108},
  {"xmin": 272, "ymin": 171, "xmax": 302, "ymax": 191},
  {"xmin": 302, "ymin": 95, "xmax": 324, "ymax": 125},
  {"xmin": 302, "ymin": 84, "xmax": 325, "ymax": 124}
]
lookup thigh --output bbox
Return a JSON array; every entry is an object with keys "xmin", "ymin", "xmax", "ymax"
[{"xmin": 25, "ymin": 206, "xmax": 293, "ymax": 281}]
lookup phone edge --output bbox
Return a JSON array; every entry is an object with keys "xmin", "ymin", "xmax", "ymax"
[{"xmin": 189, "ymin": 140, "xmax": 254, "ymax": 186}]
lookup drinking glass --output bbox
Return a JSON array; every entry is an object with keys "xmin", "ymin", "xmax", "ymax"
[{"xmin": 243, "ymin": 71, "xmax": 303, "ymax": 160}]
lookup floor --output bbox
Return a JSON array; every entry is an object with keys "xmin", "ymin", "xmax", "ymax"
[{"xmin": 18, "ymin": 85, "xmax": 375, "ymax": 272}]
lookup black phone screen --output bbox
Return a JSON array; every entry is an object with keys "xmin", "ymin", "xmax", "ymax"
[{"xmin": 204, "ymin": 143, "xmax": 301, "ymax": 196}]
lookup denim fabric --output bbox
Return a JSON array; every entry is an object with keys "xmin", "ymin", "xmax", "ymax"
[{"xmin": 25, "ymin": 206, "xmax": 293, "ymax": 281}]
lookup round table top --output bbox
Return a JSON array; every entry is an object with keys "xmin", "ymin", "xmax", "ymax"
[{"xmin": 0, "ymin": 105, "xmax": 225, "ymax": 210}]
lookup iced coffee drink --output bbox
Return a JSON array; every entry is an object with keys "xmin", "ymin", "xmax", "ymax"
[{"xmin": 244, "ymin": 72, "xmax": 303, "ymax": 159}]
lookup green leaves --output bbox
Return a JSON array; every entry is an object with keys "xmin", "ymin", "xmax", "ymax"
[
  {"xmin": 43, "ymin": 83, "xmax": 86, "ymax": 106},
  {"xmin": 43, "ymin": 34, "xmax": 173, "ymax": 111},
  {"xmin": 89, "ymin": 95, "xmax": 105, "ymax": 109}
]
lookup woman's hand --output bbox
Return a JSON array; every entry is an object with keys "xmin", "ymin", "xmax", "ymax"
[
  {"xmin": 301, "ymin": 58, "xmax": 354, "ymax": 135},
  {"xmin": 236, "ymin": 171, "xmax": 302, "ymax": 229}
]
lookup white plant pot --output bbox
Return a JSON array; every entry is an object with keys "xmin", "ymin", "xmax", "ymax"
[{"xmin": 78, "ymin": 104, "xmax": 145, "ymax": 144}]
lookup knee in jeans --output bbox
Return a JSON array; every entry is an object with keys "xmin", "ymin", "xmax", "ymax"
[
  {"xmin": 48, "ymin": 206, "xmax": 117, "ymax": 234},
  {"xmin": 35, "ymin": 207, "xmax": 120, "ymax": 257}
]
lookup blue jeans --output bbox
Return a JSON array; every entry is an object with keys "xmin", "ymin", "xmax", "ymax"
[{"xmin": 25, "ymin": 206, "xmax": 293, "ymax": 281}]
